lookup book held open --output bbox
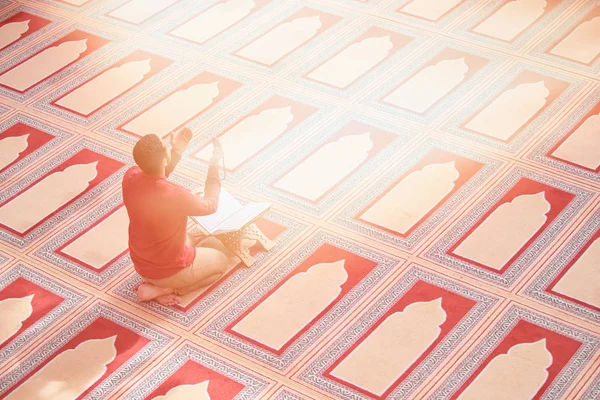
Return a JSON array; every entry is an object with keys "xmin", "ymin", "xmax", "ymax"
[{"xmin": 191, "ymin": 189, "xmax": 271, "ymax": 235}]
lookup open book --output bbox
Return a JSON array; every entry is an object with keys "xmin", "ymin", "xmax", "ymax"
[{"xmin": 191, "ymin": 189, "xmax": 271, "ymax": 235}]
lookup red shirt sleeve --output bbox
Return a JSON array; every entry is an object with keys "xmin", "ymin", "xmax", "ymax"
[{"xmin": 178, "ymin": 164, "xmax": 221, "ymax": 216}]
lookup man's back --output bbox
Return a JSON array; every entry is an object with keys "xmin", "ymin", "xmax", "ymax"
[{"xmin": 122, "ymin": 166, "xmax": 195, "ymax": 279}]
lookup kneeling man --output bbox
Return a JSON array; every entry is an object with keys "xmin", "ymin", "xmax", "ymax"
[{"xmin": 123, "ymin": 128, "xmax": 232, "ymax": 306}]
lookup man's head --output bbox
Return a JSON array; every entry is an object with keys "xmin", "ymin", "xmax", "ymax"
[{"xmin": 132, "ymin": 134, "xmax": 171, "ymax": 176}]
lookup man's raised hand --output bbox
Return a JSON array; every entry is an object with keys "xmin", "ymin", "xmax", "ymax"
[
  {"xmin": 209, "ymin": 138, "xmax": 223, "ymax": 166},
  {"xmin": 170, "ymin": 127, "xmax": 193, "ymax": 155}
]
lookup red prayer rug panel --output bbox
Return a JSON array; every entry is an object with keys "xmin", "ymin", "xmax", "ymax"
[
  {"xmin": 0, "ymin": 114, "xmax": 73, "ymax": 182},
  {"xmin": 117, "ymin": 71, "xmax": 243, "ymax": 139},
  {"xmin": 0, "ymin": 303, "xmax": 172, "ymax": 399},
  {"xmin": 0, "ymin": 121, "xmax": 54, "ymax": 174},
  {"xmin": 247, "ymin": 113, "xmax": 413, "ymax": 217},
  {"xmin": 0, "ymin": 11, "xmax": 52, "ymax": 51},
  {"xmin": 331, "ymin": 139, "xmax": 503, "ymax": 252},
  {"xmin": 297, "ymin": 266, "xmax": 497, "ymax": 399},
  {"xmin": 51, "ymin": 50, "xmax": 173, "ymax": 117},
  {"xmin": 167, "ymin": 0, "xmax": 274, "ymax": 45},
  {"xmin": 0, "ymin": 264, "xmax": 85, "ymax": 367},
  {"xmin": 424, "ymin": 167, "xmax": 593, "ymax": 288},
  {"xmin": 524, "ymin": 206, "xmax": 600, "ymax": 324},
  {"xmin": 0, "ymin": 141, "xmax": 129, "ymax": 247},
  {"xmin": 201, "ymin": 230, "xmax": 405, "ymax": 371},
  {"xmin": 438, "ymin": 63, "xmax": 588, "ymax": 154},
  {"xmin": 33, "ymin": 192, "xmax": 130, "ymax": 287},
  {"xmin": 431, "ymin": 306, "xmax": 599, "ymax": 399},
  {"xmin": 123, "ymin": 344, "xmax": 271, "ymax": 399},
  {"xmin": 234, "ymin": 8, "xmax": 343, "ymax": 67},
  {"xmin": 0, "ymin": 30, "xmax": 110, "ymax": 93}
]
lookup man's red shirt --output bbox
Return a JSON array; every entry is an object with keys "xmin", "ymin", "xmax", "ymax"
[{"xmin": 122, "ymin": 153, "xmax": 221, "ymax": 279}]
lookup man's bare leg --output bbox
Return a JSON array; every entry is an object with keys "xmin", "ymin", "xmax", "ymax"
[
  {"xmin": 187, "ymin": 231, "xmax": 207, "ymax": 247},
  {"xmin": 197, "ymin": 236, "xmax": 240, "ymax": 266},
  {"xmin": 143, "ymin": 245, "xmax": 229, "ymax": 303},
  {"xmin": 174, "ymin": 273, "xmax": 223, "ymax": 296},
  {"xmin": 137, "ymin": 283, "xmax": 182, "ymax": 306}
]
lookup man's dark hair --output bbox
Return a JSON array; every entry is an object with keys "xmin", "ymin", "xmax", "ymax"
[{"xmin": 132, "ymin": 134, "xmax": 165, "ymax": 175}]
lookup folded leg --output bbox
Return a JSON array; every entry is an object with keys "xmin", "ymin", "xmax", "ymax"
[{"xmin": 146, "ymin": 245, "xmax": 229, "ymax": 296}]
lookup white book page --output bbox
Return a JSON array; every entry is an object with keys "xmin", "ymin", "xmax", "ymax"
[
  {"xmin": 212, "ymin": 202, "xmax": 271, "ymax": 235},
  {"xmin": 192, "ymin": 190, "xmax": 241, "ymax": 234}
]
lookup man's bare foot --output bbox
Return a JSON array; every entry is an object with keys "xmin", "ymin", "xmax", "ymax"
[
  {"xmin": 155, "ymin": 294, "xmax": 182, "ymax": 306},
  {"xmin": 137, "ymin": 283, "xmax": 173, "ymax": 302}
]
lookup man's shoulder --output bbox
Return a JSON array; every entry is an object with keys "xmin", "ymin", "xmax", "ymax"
[
  {"xmin": 125, "ymin": 165, "xmax": 141, "ymax": 174},
  {"xmin": 123, "ymin": 166, "xmax": 142, "ymax": 180},
  {"xmin": 122, "ymin": 167, "xmax": 142, "ymax": 195}
]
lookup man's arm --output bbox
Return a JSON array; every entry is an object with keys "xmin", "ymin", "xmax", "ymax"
[
  {"xmin": 165, "ymin": 150, "xmax": 182, "ymax": 178},
  {"xmin": 180, "ymin": 164, "xmax": 221, "ymax": 215},
  {"xmin": 165, "ymin": 127, "xmax": 192, "ymax": 177},
  {"xmin": 203, "ymin": 163, "xmax": 221, "ymax": 201},
  {"xmin": 181, "ymin": 140, "xmax": 223, "ymax": 215}
]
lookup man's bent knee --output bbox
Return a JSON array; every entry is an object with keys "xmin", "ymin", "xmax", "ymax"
[
  {"xmin": 214, "ymin": 252, "xmax": 228, "ymax": 273},
  {"xmin": 192, "ymin": 248, "xmax": 228, "ymax": 276}
]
